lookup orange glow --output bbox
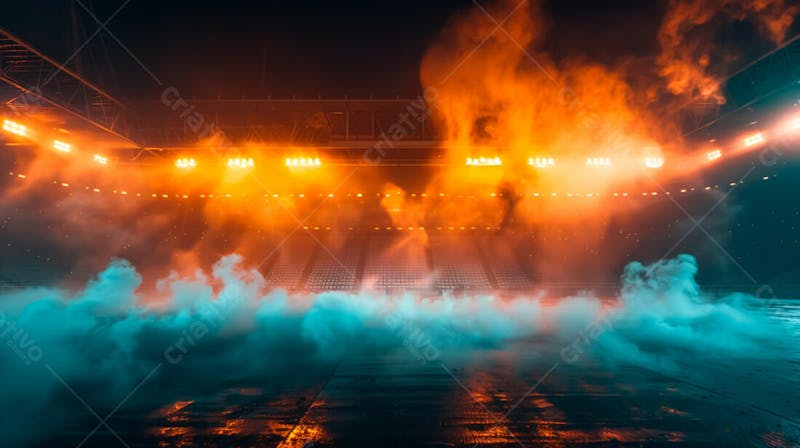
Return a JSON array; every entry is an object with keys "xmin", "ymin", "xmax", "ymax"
[{"xmin": 93, "ymin": 154, "xmax": 108, "ymax": 166}]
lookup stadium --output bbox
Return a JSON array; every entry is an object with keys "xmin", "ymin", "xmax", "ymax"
[{"xmin": 0, "ymin": 0, "xmax": 799, "ymax": 447}]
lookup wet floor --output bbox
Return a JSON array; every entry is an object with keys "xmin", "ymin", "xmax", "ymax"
[{"xmin": 41, "ymin": 301, "xmax": 800, "ymax": 448}]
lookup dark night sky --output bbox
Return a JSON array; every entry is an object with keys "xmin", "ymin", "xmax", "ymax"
[{"xmin": 0, "ymin": 0, "xmax": 670, "ymax": 100}]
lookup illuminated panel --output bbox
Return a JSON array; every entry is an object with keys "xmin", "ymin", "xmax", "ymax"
[
  {"xmin": 93, "ymin": 154, "xmax": 108, "ymax": 165},
  {"xmin": 2, "ymin": 119, "xmax": 27, "ymax": 137},
  {"xmin": 53, "ymin": 140, "xmax": 71, "ymax": 153},
  {"xmin": 644, "ymin": 157, "xmax": 664, "ymax": 169},
  {"xmin": 586, "ymin": 157, "xmax": 611, "ymax": 167},
  {"xmin": 466, "ymin": 156, "xmax": 502, "ymax": 166},
  {"xmin": 743, "ymin": 132, "xmax": 765, "ymax": 147},
  {"xmin": 707, "ymin": 149, "xmax": 722, "ymax": 161},
  {"xmin": 227, "ymin": 157, "xmax": 255, "ymax": 169},
  {"xmin": 285, "ymin": 157, "xmax": 321, "ymax": 167},
  {"xmin": 175, "ymin": 157, "xmax": 196, "ymax": 169},
  {"xmin": 528, "ymin": 157, "xmax": 555, "ymax": 168}
]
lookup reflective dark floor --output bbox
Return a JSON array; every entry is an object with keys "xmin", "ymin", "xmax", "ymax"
[{"xmin": 42, "ymin": 301, "xmax": 800, "ymax": 448}]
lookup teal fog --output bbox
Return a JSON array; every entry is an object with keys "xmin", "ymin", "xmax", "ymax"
[{"xmin": 0, "ymin": 254, "xmax": 788, "ymax": 445}]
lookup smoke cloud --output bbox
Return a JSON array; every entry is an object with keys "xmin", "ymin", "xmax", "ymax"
[
  {"xmin": 0, "ymin": 254, "xmax": 787, "ymax": 445},
  {"xmin": 657, "ymin": 0, "xmax": 800, "ymax": 102}
]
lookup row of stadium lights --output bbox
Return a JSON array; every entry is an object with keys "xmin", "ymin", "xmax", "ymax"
[
  {"xmin": 2, "ymin": 119, "xmax": 325, "ymax": 171},
  {"xmin": 178, "ymin": 157, "xmax": 321, "ymax": 169},
  {"xmin": 1, "ymin": 156, "xmax": 778, "ymax": 231},
  {"xmin": 468, "ymin": 116, "xmax": 800, "ymax": 168},
  {"xmin": 467, "ymin": 155, "xmax": 650, "ymax": 168},
  {"xmin": 7, "ymin": 169, "xmax": 773, "ymax": 201},
  {"xmin": 465, "ymin": 155, "xmax": 662, "ymax": 169},
  {"xmin": 3, "ymin": 119, "xmax": 88, "ymax": 160},
  {"xmin": 4, "ymin": 113, "xmax": 799, "ymax": 171},
  {"xmin": 466, "ymin": 156, "xmax": 638, "ymax": 168},
  {"xmin": 463, "ymin": 129, "xmax": 775, "ymax": 169}
]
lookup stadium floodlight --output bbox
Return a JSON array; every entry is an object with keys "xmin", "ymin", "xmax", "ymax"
[
  {"xmin": 782, "ymin": 116, "xmax": 800, "ymax": 133},
  {"xmin": 645, "ymin": 157, "xmax": 664, "ymax": 169},
  {"xmin": 743, "ymin": 132, "xmax": 765, "ymax": 147},
  {"xmin": 228, "ymin": 157, "xmax": 255, "ymax": 169},
  {"xmin": 53, "ymin": 140, "xmax": 71, "ymax": 153},
  {"xmin": 466, "ymin": 156, "xmax": 502, "ymax": 166},
  {"xmin": 2, "ymin": 119, "xmax": 26, "ymax": 137},
  {"xmin": 93, "ymin": 154, "xmax": 108, "ymax": 166},
  {"xmin": 285, "ymin": 157, "xmax": 322, "ymax": 167},
  {"xmin": 175, "ymin": 157, "xmax": 196, "ymax": 169},
  {"xmin": 528, "ymin": 157, "xmax": 555, "ymax": 168},
  {"xmin": 707, "ymin": 149, "xmax": 722, "ymax": 161},
  {"xmin": 586, "ymin": 157, "xmax": 611, "ymax": 167}
]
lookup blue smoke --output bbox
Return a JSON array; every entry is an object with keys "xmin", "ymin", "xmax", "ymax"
[{"xmin": 0, "ymin": 254, "xmax": 788, "ymax": 445}]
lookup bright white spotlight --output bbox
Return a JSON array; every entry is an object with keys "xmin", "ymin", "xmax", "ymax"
[
  {"xmin": 586, "ymin": 157, "xmax": 611, "ymax": 167},
  {"xmin": 93, "ymin": 154, "xmax": 108, "ymax": 166},
  {"xmin": 2, "ymin": 120, "xmax": 27, "ymax": 137},
  {"xmin": 645, "ymin": 157, "xmax": 664, "ymax": 169},
  {"xmin": 175, "ymin": 157, "xmax": 196, "ymax": 169},
  {"xmin": 743, "ymin": 132, "xmax": 765, "ymax": 147},
  {"xmin": 53, "ymin": 140, "xmax": 71, "ymax": 153},
  {"xmin": 528, "ymin": 157, "xmax": 555, "ymax": 168},
  {"xmin": 466, "ymin": 156, "xmax": 502, "ymax": 166},
  {"xmin": 707, "ymin": 149, "xmax": 722, "ymax": 161},
  {"xmin": 228, "ymin": 157, "xmax": 255, "ymax": 169},
  {"xmin": 784, "ymin": 116, "xmax": 800, "ymax": 133},
  {"xmin": 285, "ymin": 157, "xmax": 322, "ymax": 167}
]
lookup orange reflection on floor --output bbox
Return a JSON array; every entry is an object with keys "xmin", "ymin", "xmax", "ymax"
[
  {"xmin": 152, "ymin": 400, "xmax": 195, "ymax": 419},
  {"xmin": 277, "ymin": 423, "xmax": 332, "ymax": 447},
  {"xmin": 547, "ymin": 428, "xmax": 685, "ymax": 443},
  {"xmin": 151, "ymin": 399, "xmax": 196, "ymax": 447},
  {"xmin": 660, "ymin": 405, "xmax": 688, "ymax": 416},
  {"xmin": 262, "ymin": 421, "xmax": 296, "ymax": 437},
  {"xmin": 466, "ymin": 424, "xmax": 517, "ymax": 445},
  {"xmin": 762, "ymin": 432, "xmax": 791, "ymax": 447},
  {"xmin": 154, "ymin": 426, "xmax": 193, "ymax": 438},
  {"xmin": 528, "ymin": 395, "xmax": 568, "ymax": 446},
  {"xmin": 211, "ymin": 418, "xmax": 248, "ymax": 436}
]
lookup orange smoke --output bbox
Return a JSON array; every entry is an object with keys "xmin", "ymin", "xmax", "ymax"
[
  {"xmin": 0, "ymin": 126, "xmax": 365, "ymax": 284},
  {"xmin": 2, "ymin": 0, "xmax": 796, "ymax": 279},
  {"xmin": 418, "ymin": 0, "xmax": 676, "ymax": 228},
  {"xmin": 657, "ymin": 0, "xmax": 799, "ymax": 102},
  {"xmin": 410, "ymin": 0, "xmax": 798, "ymax": 230}
]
